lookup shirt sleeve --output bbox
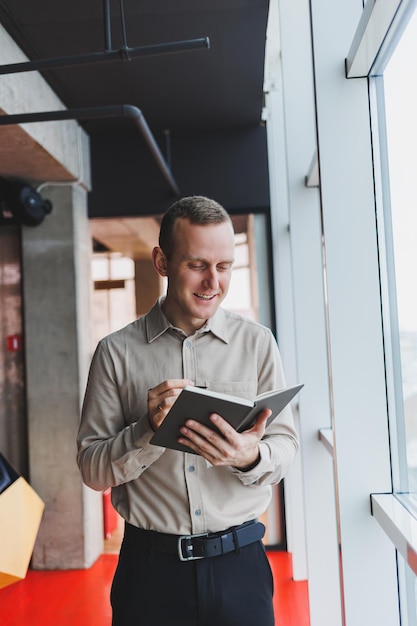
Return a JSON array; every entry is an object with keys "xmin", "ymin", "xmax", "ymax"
[
  {"xmin": 76, "ymin": 340, "xmax": 165, "ymax": 491},
  {"xmin": 233, "ymin": 329, "xmax": 299, "ymax": 486}
]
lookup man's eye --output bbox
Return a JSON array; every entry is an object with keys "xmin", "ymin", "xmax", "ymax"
[
  {"xmin": 189, "ymin": 264, "xmax": 205, "ymax": 270},
  {"xmin": 217, "ymin": 264, "xmax": 232, "ymax": 271}
]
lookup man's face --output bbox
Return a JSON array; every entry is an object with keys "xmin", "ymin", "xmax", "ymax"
[{"xmin": 158, "ymin": 218, "xmax": 235, "ymax": 335}]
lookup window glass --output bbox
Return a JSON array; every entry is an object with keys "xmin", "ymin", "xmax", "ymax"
[
  {"xmin": 92, "ymin": 253, "xmax": 136, "ymax": 343},
  {"xmin": 378, "ymin": 11, "xmax": 417, "ymax": 623},
  {"xmin": 384, "ymin": 8, "xmax": 417, "ymax": 495},
  {"xmin": 223, "ymin": 232, "xmax": 253, "ymax": 318}
]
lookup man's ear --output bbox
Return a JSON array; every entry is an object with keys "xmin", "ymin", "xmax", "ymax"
[{"xmin": 152, "ymin": 246, "xmax": 168, "ymax": 277}]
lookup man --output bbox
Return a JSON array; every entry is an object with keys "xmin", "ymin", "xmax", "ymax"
[{"xmin": 77, "ymin": 195, "xmax": 299, "ymax": 626}]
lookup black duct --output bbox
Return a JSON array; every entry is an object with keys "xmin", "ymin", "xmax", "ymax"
[{"xmin": 0, "ymin": 177, "xmax": 53, "ymax": 227}]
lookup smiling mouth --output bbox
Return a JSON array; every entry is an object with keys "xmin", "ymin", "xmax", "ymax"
[{"xmin": 195, "ymin": 293, "xmax": 216, "ymax": 301}]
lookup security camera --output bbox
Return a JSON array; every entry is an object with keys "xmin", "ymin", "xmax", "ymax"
[{"xmin": 0, "ymin": 177, "xmax": 53, "ymax": 227}]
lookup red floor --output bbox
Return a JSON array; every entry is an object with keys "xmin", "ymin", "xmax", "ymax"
[
  {"xmin": 0, "ymin": 551, "xmax": 309, "ymax": 626},
  {"xmin": 268, "ymin": 551, "xmax": 310, "ymax": 626}
]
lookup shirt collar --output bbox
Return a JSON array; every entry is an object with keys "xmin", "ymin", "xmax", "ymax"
[{"xmin": 145, "ymin": 297, "xmax": 229, "ymax": 344}]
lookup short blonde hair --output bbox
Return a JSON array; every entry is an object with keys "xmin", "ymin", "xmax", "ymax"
[{"xmin": 159, "ymin": 196, "xmax": 232, "ymax": 258}]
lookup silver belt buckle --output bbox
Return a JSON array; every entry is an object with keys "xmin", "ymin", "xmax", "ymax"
[{"xmin": 178, "ymin": 532, "xmax": 208, "ymax": 561}]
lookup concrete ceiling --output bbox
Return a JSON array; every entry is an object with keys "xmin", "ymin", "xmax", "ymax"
[
  {"xmin": 0, "ymin": 1, "xmax": 269, "ymax": 134},
  {"xmin": 90, "ymin": 216, "xmax": 160, "ymax": 259},
  {"xmin": 0, "ymin": 1, "xmax": 268, "ymax": 256}
]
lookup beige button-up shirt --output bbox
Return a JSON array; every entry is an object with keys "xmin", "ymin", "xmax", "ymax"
[{"xmin": 77, "ymin": 299, "xmax": 299, "ymax": 535}]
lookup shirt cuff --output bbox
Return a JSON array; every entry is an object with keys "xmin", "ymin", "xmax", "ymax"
[
  {"xmin": 133, "ymin": 413, "xmax": 154, "ymax": 440},
  {"xmin": 232, "ymin": 442, "xmax": 271, "ymax": 484}
]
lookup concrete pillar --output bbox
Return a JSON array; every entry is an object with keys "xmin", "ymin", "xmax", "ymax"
[{"xmin": 21, "ymin": 184, "xmax": 102, "ymax": 569}]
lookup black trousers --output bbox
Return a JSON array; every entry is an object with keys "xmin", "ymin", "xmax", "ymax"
[{"xmin": 111, "ymin": 523, "xmax": 275, "ymax": 626}]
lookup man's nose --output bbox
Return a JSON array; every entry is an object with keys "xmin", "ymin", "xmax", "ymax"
[{"xmin": 203, "ymin": 267, "xmax": 219, "ymax": 289}]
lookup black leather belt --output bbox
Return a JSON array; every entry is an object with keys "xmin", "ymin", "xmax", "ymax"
[{"xmin": 125, "ymin": 519, "xmax": 265, "ymax": 561}]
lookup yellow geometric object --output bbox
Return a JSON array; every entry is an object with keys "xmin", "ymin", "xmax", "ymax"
[{"xmin": 0, "ymin": 476, "xmax": 45, "ymax": 589}]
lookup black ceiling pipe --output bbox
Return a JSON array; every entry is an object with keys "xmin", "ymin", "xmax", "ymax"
[
  {"xmin": 103, "ymin": 0, "xmax": 113, "ymax": 52},
  {"xmin": 0, "ymin": 105, "xmax": 180, "ymax": 196},
  {"xmin": 0, "ymin": 37, "xmax": 210, "ymax": 76}
]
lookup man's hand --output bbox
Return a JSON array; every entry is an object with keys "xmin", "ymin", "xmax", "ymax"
[
  {"xmin": 148, "ymin": 379, "xmax": 193, "ymax": 431},
  {"xmin": 177, "ymin": 408, "xmax": 272, "ymax": 469}
]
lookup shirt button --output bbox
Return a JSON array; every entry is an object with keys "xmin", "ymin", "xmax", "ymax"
[
  {"xmin": 185, "ymin": 340, "xmax": 191, "ymax": 348},
  {"xmin": 195, "ymin": 509, "xmax": 201, "ymax": 516},
  {"xmin": 188, "ymin": 465, "xmax": 195, "ymax": 472}
]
